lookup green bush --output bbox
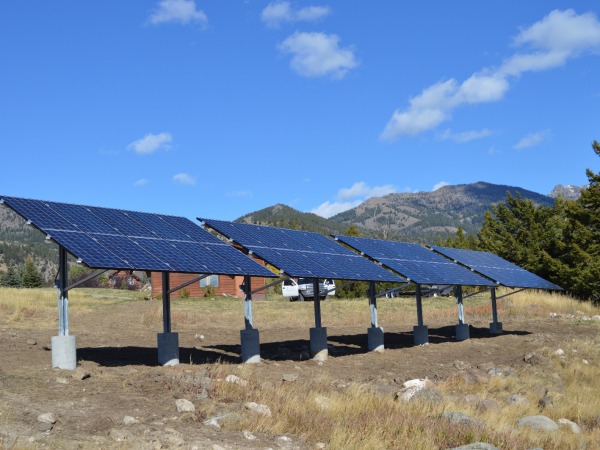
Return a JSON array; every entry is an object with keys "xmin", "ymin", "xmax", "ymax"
[{"xmin": 180, "ymin": 287, "xmax": 190, "ymax": 299}]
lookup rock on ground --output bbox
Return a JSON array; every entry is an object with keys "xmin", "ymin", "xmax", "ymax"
[
  {"xmin": 37, "ymin": 413, "xmax": 57, "ymax": 424},
  {"xmin": 244, "ymin": 402, "xmax": 272, "ymax": 417},
  {"xmin": 441, "ymin": 412, "xmax": 484, "ymax": 428},
  {"xmin": 517, "ymin": 415, "xmax": 559, "ymax": 431},
  {"xmin": 175, "ymin": 398, "xmax": 195, "ymax": 413},
  {"xmin": 558, "ymin": 418, "xmax": 580, "ymax": 434},
  {"xmin": 448, "ymin": 443, "xmax": 500, "ymax": 450}
]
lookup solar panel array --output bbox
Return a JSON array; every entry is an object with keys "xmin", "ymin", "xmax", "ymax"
[
  {"xmin": 0, "ymin": 196, "xmax": 274, "ymax": 276},
  {"xmin": 334, "ymin": 236, "xmax": 496, "ymax": 287},
  {"xmin": 200, "ymin": 218, "xmax": 404, "ymax": 282},
  {"xmin": 429, "ymin": 246, "xmax": 562, "ymax": 290}
]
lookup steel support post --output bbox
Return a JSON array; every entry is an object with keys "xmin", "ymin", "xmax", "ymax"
[
  {"xmin": 52, "ymin": 246, "xmax": 77, "ymax": 369},
  {"xmin": 157, "ymin": 272, "xmax": 179, "ymax": 365},
  {"xmin": 455, "ymin": 286, "xmax": 470, "ymax": 341},
  {"xmin": 367, "ymin": 281, "xmax": 384, "ymax": 351},
  {"xmin": 241, "ymin": 275, "xmax": 260, "ymax": 363},
  {"xmin": 413, "ymin": 284, "xmax": 429, "ymax": 345},
  {"xmin": 310, "ymin": 278, "xmax": 328, "ymax": 360},
  {"xmin": 489, "ymin": 287, "xmax": 503, "ymax": 334}
]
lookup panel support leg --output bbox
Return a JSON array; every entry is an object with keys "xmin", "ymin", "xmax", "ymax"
[
  {"xmin": 455, "ymin": 286, "xmax": 470, "ymax": 341},
  {"xmin": 240, "ymin": 275, "xmax": 260, "ymax": 363},
  {"xmin": 413, "ymin": 284, "xmax": 429, "ymax": 345},
  {"xmin": 489, "ymin": 287, "xmax": 503, "ymax": 334},
  {"xmin": 52, "ymin": 246, "xmax": 77, "ymax": 370},
  {"xmin": 158, "ymin": 272, "xmax": 179, "ymax": 366},
  {"xmin": 310, "ymin": 278, "xmax": 328, "ymax": 361},
  {"xmin": 367, "ymin": 281, "xmax": 384, "ymax": 352}
]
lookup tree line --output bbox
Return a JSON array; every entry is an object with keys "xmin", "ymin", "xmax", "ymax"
[{"xmin": 0, "ymin": 257, "xmax": 45, "ymax": 288}]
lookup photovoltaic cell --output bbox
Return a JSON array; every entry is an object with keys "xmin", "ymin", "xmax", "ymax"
[
  {"xmin": 200, "ymin": 218, "xmax": 404, "ymax": 282},
  {"xmin": 429, "ymin": 246, "xmax": 562, "ymax": 290},
  {"xmin": 334, "ymin": 235, "xmax": 496, "ymax": 287},
  {"xmin": 0, "ymin": 195, "xmax": 274, "ymax": 276}
]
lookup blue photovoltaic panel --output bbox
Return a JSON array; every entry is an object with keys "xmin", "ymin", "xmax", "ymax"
[
  {"xmin": 429, "ymin": 246, "xmax": 562, "ymax": 290},
  {"xmin": 200, "ymin": 218, "xmax": 404, "ymax": 282},
  {"xmin": 0, "ymin": 195, "xmax": 274, "ymax": 277},
  {"xmin": 334, "ymin": 235, "xmax": 496, "ymax": 287}
]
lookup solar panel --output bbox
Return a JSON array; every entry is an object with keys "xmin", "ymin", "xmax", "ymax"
[
  {"xmin": 0, "ymin": 195, "xmax": 274, "ymax": 277},
  {"xmin": 429, "ymin": 246, "xmax": 562, "ymax": 290},
  {"xmin": 200, "ymin": 218, "xmax": 404, "ymax": 282},
  {"xmin": 334, "ymin": 236, "xmax": 496, "ymax": 286}
]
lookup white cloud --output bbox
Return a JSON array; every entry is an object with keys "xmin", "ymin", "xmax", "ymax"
[
  {"xmin": 279, "ymin": 32, "xmax": 358, "ymax": 79},
  {"xmin": 311, "ymin": 200, "xmax": 362, "ymax": 218},
  {"xmin": 149, "ymin": 0, "xmax": 208, "ymax": 26},
  {"xmin": 311, "ymin": 181, "xmax": 397, "ymax": 218},
  {"xmin": 382, "ymin": 9, "xmax": 600, "ymax": 140},
  {"xmin": 514, "ymin": 130, "xmax": 551, "ymax": 150},
  {"xmin": 338, "ymin": 181, "xmax": 396, "ymax": 200},
  {"xmin": 261, "ymin": 1, "xmax": 330, "ymax": 28},
  {"xmin": 134, "ymin": 179, "xmax": 149, "ymax": 187},
  {"xmin": 437, "ymin": 128, "xmax": 493, "ymax": 143},
  {"xmin": 128, "ymin": 132, "xmax": 173, "ymax": 155},
  {"xmin": 433, "ymin": 181, "xmax": 449, "ymax": 191},
  {"xmin": 172, "ymin": 173, "xmax": 197, "ymax": 185}
]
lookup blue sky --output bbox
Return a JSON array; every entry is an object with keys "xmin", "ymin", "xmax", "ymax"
[{"xmin": 1, "ymin": 1, "xmax": 599, "ymax": 221}]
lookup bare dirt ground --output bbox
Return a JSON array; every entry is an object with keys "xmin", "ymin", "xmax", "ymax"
[{"xmin": 0, "ymin": 297, "xmax": 598, "ymax": 449}]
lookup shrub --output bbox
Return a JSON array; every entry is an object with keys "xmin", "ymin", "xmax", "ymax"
[{"xmin": 180, "ymin": 288, "xmax": 190, "ymax": 299}]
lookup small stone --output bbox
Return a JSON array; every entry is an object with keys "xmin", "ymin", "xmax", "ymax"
[
  {"xmin": 37, "ymin": 413, "xmax": 57, "ymax": 424},
  {"xmin": 123, "ymin": 416, "xmax": 138, "ymax": 425},
  {"xmin": 278, "ymin": 436, "xmax": 292, "ymax": 442},
  {"xmin": 195, "ymin": 334, "xmax": 205, "ymax": 341},
  {"xmin": 244, "ymin": 402, "xmax": 272, "ymax": 417},
  {"xmin": 26, "ymin": 339, "xmax": 37, "ymax": 345},
  {"xmin": 517, "ymin": 415, "xmax": 559, "ymax": 431},
  {"xmin": 442, "ymin": 411, "xmax": 483, "ymax": 428},
  {"xmin": 225, "ymin": 374, "xmax": 248, "ymax": 386},
  {"xmin": 476, "ymin": 362, "xmax": 496, "ymax": 372},
  {"xmin": 453, "ymin": 360, "xmax": 469, "ymax": 370},
  {"xmin": 282, "ymin": 373, "xmax": 298, "ymax": 382},
  {"xmin": 243, "ymin": 430, "xmax": 257, "ymax": 440},
  {"xmin": 558, "ymin": 418, "xmax": 580, "ymax": 434},
  {"xmin": 463, "ymin": 368, "xmax": 490, "ymax": 384},
  {"xmin": 507, "ymin": 394, "xmax": 529, "ymax": 405},
  {"xmin": 109, "ymin": 429, "xmax": 128, "ymax": 442},
  {"xmin": 582, "ymin": 359, "xmax": 589, "ymax": 365},
  {"xmin": 42, "ymin": 345, "xmax": 51, "ymax": 351},
  {"xmin": 488, "ymin": 368, "xmax": 503, "ymax": 377},
  {"xmin": 38, "ymin": 422, "xmax": 53, "ymax": 432},
  {"xmin": 203, "ymin": 415, "xmax": 228, "ymax": 430},
  {"xmin": 56, "ymin": 377, "xmax": 69, "ymax": 384},
  {"xmin": 524, "ymin": 352, "xmax": 544, "ymax": 365},
  {"xmin": 477, "ymin": 398, "xmax": 500, "ymax": 412},
  {"xmin": 175, "ymin": 398, "xmax": 195, "ymax": 413},
  {"xmin": 591, "ymin": 315, "xmax": 600, "ymax": 321},
  {"xmin": 554, "ymin": 348, "xmax": 565, "ymax": 356},
  {"xmin": 315, "ymin": 443, "xmax": 327, "ymax": 449},
  {"xmin": 448, "ymin": 443, "xmax": 499, "ymax": 450}
]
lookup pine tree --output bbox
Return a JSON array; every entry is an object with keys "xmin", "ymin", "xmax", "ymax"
[
  {"xmin": 21, "ymin": 257, "xmax": 44, "ymax": 288},
  {"xmin": 344, "ymin": 225, "xmax": 361, "ymax": 237},
  {"xmin": 0, "ymin": 266, "xmax": 21, "ymax": 287}
]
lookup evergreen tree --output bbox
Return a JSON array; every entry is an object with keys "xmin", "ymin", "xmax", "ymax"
[
  {"xmin": 344, "ymin": 225, "xmax": 361, "ymax": 237},
  {"xmin": 0, "ymin": 265, "xmax": 21, "ymax": 287},
  {"xmin": 21, "ymin": 257, "xmax": 44, "ymax": 288}
]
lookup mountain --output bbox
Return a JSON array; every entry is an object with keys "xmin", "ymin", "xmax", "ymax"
[
  {"xmin": 235, "ymin": 204, "xmax": 350, "ymax": 235},
  {"xmin": 548, "ymin": 184, "xmax": 584, "ymax": 200},
  {"xmin": 330, "ymin": 182, "xmax": 554, "ymax": 242},
  {"xmin": 235, "ymin": 182, "xmax": 556, "ymax": 243}
]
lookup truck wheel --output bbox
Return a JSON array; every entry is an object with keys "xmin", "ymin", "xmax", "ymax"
[{"xmin": 298, "ymin": 293, "xmax": 305, "ymax": 302}]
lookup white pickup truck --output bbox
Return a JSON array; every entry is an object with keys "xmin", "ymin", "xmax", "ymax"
[{"xmin": 282, "ymin": 278, "xmax": 336, "ymax": 301}]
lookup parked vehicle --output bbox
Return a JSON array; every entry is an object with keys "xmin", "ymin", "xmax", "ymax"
[{"xmin": 282, "ymin": 278, "xmax": 336, "ymax": 301}]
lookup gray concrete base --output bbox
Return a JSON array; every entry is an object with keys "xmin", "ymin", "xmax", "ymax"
[
  {"xmin": 157, "ymin": 332, "xmax": 179, "ymax": 366},
  {"xmin": 310, "ymin": 327, "xmax": 328, "ymax": 361},
  {"xmin": 240, "ymin": 329, "xmax": 261, "ymax": 363},
  {"xmin": 367, "ymin": 327, "xmax": 384, "ymax": 352},
  {"xmin": 455, "ymin": 323, "xmax": 470, "ymax": 341},
  {"xmin": 490, "ymin": 321, "xmax": 503, "ymax": 335},
  {"xmin": 413, "ymin": 325, "xmax": 429, "ymax": 345},
  {"xmin": 51, "ymin": 335, "xmax": 77, "ymax": 370}
]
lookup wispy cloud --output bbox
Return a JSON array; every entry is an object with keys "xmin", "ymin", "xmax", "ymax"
[
  {"xmin": 311, "ymin": 181, "xmax": 397, "ymax": 218},
  {"xmin": 128, "ymin": 132, "xmax": 173, "ymax": 155},
  {"xmin": 134, "ymin": 178, "xmax": 149, "ymax": 187},
  {"xmin": 279, "ymin": 32, "xmax": 358, "ymax": 79},
  {"xmin": 149, "ymin": 0, "xmax": 208, "ymax": 26},
  {"xmin": 172, "ymin": 173, "xmax": 197, "ymax": 185},
  {"xmin": 227, "ymin": 190, "xmax": 253, "ymax": 198},
  {"xmin": 437, "ymin": 128, "xmax": 493, "ymax": 143},
  {"xmin": 261, "ymin": 1, "xmax": 330, "ymax": 28},
  {"xmin": 433, "ymin": 181, "xmax": 449, "ymax": 191},
  {"xmin": 382, "ymin": 9, "xmax": 600, "ymax": 140},
  {"xmin": 514, "ymin": 130, "xmax": 551, "ymax": 150}
]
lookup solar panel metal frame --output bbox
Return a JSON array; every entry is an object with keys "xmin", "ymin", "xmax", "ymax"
[
  {"xmin": 0, "ymin": 195, "xmax": 274, "ymax": 277},
  {"xmin": 333, "ymin": 235, "xmax": 497, "ymax": 287},
  {"xmin": 429, "ymin": 246, "xmax": 562, "ymax": 290},
  {"xmin": 199, "ymin": 218, "xmax": 405, "ymax": 283}
]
